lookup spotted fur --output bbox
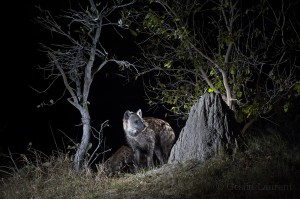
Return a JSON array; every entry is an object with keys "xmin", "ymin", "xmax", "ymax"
[{"xmin": 123, "ymin": 109, "xmax": 175, "ymax": 168}]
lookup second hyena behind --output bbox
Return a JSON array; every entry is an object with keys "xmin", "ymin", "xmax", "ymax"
[
  {"xmin": 123, "ymin": 109, "xmax": 175, "ymax": 168},
  {"xmin": 104, "ymin": 145, "xmax": 134, "ymax": 173},
  {"xmin": 104, "ymin": 145, "xmax": 148, "ymax": 173}
]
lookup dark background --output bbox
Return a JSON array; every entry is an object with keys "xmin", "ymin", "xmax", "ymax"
[{"xmin": 0, "ymin": 0, "xmax": 180, "ymax": 161}]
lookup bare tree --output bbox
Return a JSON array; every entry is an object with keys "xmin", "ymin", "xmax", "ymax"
[
  {"xmin": 121, "ymin": 0, "xmax": 300, "ymax": 132},
  {"xmin": 34, "ymin": 0, "xmax": 135, "ymax": 171}
]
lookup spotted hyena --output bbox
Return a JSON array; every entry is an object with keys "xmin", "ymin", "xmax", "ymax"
[
  {"xmin": 104, "ymin": 145, "xmax": 134, "ymax": 173},
  {"xmin": 123, "ymin": 109, "xmax": 175, "ymax": 168},
  {"xmin": 104, "ymin": 145, "xmax": 148, "ymax": 173}
]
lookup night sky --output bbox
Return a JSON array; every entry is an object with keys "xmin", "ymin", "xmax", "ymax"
[{"xmin": 0, "ymin": 1, "xmax": 171, "ymax": 160}]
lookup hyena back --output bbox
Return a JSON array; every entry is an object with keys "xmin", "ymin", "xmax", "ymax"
[{"xmin": 123, "ymin": 109, "xmax": 175, "ymax": 168}]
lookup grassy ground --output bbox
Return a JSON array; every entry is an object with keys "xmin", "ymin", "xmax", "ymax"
[{"xmin": 0, "ymin": 132, "xmax": 299, "ymax": 199}]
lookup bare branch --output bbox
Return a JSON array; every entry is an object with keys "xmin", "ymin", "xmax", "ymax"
[
  {"xmin": 35, "ymin": 0, "xmax": 135, "ymax": 170},
  {"xmin": 48, "ymin": 52, "xmax": 80, "ymax": 107},
  {"xmin": 87, "ymin": 120, "xmax": 109, "ymax": 167},
  {"xmin": 29, "ymin": 76, "xmax": 59, "ymax": 94}
]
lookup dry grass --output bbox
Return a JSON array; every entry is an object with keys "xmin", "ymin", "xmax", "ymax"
[{"xmin": 0, "ymin": 133, "xmax": 299, "ymax": 199}]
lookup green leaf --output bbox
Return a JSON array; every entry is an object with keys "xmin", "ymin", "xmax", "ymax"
[
  {"xmin": 208, "ymin": 88, "xmax": 214, "ymax": 93},
  {"xmin": 230, "ymin": 67, "xmax": 235, "ymax": 75},
  {"xmin": 294, "ymin": 81, "xmax": 300, "ymax": 94},
  {"xmin": 67, "ymin": 145, "xmax": 76, "ymax": 150},
  {"xmin": 246, "ymin": 67, "xmax": 250, "ymax": 75},
  {"xmin": 237, "ymin": 91, "xmax": 243, "ymax": 98},
  {"xmin": 183, "ymin": 104, "xmax": 190, "ymax": 110},
  {"xmin": 172, "ymin": 17, "xmax": 180, "ymax": 22},
  {"xmin": 129, "ymin": 29, "xmax": 138, "ymax": 37},
  {"xmin": 242, "ymin": 106, "xmax": 252, "ymax": 118},
  {"xmin": 170, "ymin": 107, "xmax": 176, "ymax": 111},
  {"xmin": 283, "ymin": 103, "xmax": 289, "ymax": 113},
  {"xmin": 164, "ymin": 61, "xmax": 172, "ymax": 68},
  {"xmin": 87, "ymin": 143, "xmax": 93, "ymax": 151}
]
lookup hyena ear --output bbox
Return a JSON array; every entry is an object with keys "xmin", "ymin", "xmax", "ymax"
[
  {"xmin": 123, "ymin": 110, "xmax": 131, "ymax": 120},
  {"xmin": 137, "ymin": 109, "xmax": 142, "ymax": 118}
]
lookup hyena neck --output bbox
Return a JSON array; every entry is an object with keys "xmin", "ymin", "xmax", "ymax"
[
  {"xmin": 126, "ymin": 129, "xmax": 138, "ymax": 137},
  {"xmin": 126, "ymin": 125, "xmax": 147, "ymax": 138}
]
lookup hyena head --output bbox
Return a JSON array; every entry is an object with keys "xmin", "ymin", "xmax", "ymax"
[{"xmin": 123, "ymin": 109, "xmax": 145, "ymax": 137}]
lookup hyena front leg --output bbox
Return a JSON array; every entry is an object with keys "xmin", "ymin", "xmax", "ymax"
[
  {"xmin": 133, "ymin": 148, "xmax": 141, "ymax": 167},
  {"xmin": 146, "ymin": 150, "xmax": 154, "ymax": 168},
  {"xmin": 146, "ymin": 142, "xmax": 155, "ymax": 168},
  {"xmin": 154, "ymin": 148, "xmax": 164, "ymax": 165}
]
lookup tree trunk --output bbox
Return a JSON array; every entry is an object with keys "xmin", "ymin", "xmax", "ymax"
[
  {"xmin": 168, "ymin": 92, "xmax": 238, "ymax": 164},
  {"xmin": 73, "ymin": 109, "xmax": 91, "ymax": 171}
]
